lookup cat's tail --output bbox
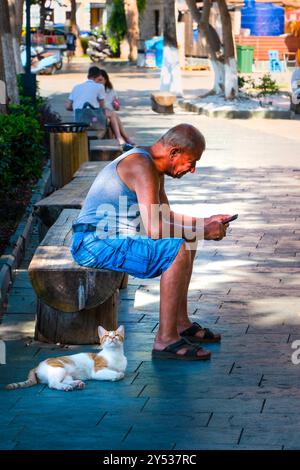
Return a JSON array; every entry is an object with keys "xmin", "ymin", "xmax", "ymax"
[{"xmin": 6, "ymin": 368, "xmax": 38, "ymax": 390}]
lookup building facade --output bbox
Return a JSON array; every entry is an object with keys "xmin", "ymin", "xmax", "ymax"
[{"xmin": 29, "ymin": 0, "xmax": 108, "ymax": 32}]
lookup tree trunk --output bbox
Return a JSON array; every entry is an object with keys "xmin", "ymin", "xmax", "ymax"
[
  {"xmin": 160, "ymin": 0, "xmax": 183, "ymax": 96},
  {"xmin": 186, "ymin": 0, "xmax": 238, "ymax": 99},
  {"xmin": 216, "ymin": 0, "xmax": 238, "ymax": 99},
  {"xmin": 186, "ymin": 0, "xmax": 221, "ymax": 94},
  {"xmin": 13, "ymin": 0, "xmax": 23, "ymax": 40},
  {"xmin": 0, "ymin": 0, "xmax": 19, "ymax": 105},
  {"xmin": 0, "ymin": 40, "xmax": 8, "ymax": 114},
  {"xmin": 40, "ymin": 0, "xmax": 46, "ymax": 33},
  {"xmin": 8, "ymin": 0, "xmax": 23, "ymax": 74},
  {"xmin": 70, "ymin": 0, "xmax": 83, "ymax": 57},
  {"xmin": 124, "ymin": 0, "xmax": 140, "ymax": 62}
]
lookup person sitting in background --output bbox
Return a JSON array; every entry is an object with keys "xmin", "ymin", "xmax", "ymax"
[
  {"xmin": 291, "ymin": 67, "xmax": 300, "ymax": 103},
  {"xmin": 97, "ymin": 69, "xmax": 135, "ymax": 145},
  {"xmin": 97, "ymin": 69, "xmax": 120, "ymax": 110},
  {"xmin": 66, "ymin": 66, "xmax": 134, "ymax": 147}
]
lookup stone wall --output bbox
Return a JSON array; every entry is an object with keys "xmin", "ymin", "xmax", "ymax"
[{"xmin": 139, "ymin": 0, "xmax": 164, "ymax": 45}]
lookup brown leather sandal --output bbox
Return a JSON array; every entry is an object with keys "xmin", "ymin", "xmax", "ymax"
[
  {"xmin": 152, "ymin": 338, "xmax": 211, "ymax": 361},
  {"xmin": 180, "ymin": 322, "xmax": 221, "ymax": 343}
]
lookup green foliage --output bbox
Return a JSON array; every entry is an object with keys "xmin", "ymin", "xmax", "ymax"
[
  {"xmin": 0, "ymin": 111, "xmax": 44, "ymax": 193},
  {"xmin": 137, "ymin": 0, "xmax": 147, "ymax": 14},
  {"xmin": 238, "ymin": 73, "xmax": 280, "ymax": 96},
  {"xmin": 237, "ymin": 75, "xmax": 245, "ymax": 89},
  {"xmin": 256, "ymin": 73, "xmax": 280, "ymax": 96},
  {"xmin": 80, "ymin": 36, "xmax": 89, "ymax": 54},
  {"xmin": 0, "ymin": 76, "xmax": 59, "ymax": 194},
  {"xmin": 106, "ymin": 0, "xmax": 147, "ymax": 54},
  {"xmin": 238, "ymin": 75, "xmax": 255, "ymax": 91},
  {"xmin": 106, "ymin": 0, "xmax": 127, "ymax": 53}
]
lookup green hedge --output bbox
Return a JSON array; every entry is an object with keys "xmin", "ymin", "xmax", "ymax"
[{"xmin": 0, "ymin": 108, "xmax": 45, "ymax": 193}]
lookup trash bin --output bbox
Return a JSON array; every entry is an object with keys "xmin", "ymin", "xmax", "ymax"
[
  {"xmin": 236, "ymin": 45, "xmax": 254, "ymax": 73},
  {"xmin": 45, "ymin": 122, "xmax": 89, "ymax": 189}
]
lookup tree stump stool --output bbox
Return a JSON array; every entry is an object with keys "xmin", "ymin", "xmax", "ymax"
[
  {"xmin": 150, "ymin": 92, "xmax": 176, "ymax": 114},
  {"xmin": 28, "ymin": 209, "xmax": 124, "ymax": 344}
]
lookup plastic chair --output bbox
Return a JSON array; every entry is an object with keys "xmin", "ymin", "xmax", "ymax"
[{"xmin": 268, "ymin": 50, "xmax": 282, "ymax": 72}]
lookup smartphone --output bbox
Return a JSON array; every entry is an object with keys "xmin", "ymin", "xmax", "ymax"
[{"xmin": 222, "ymin": 214, "xmax": 238, "ymax": 224}]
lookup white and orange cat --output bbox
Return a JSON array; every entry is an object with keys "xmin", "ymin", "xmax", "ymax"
[{"xmin": 6, "ymin": 325, "xmax": 127, "ymax": 392}]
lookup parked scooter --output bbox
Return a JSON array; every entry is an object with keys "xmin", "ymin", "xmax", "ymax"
[
  {"xmin": 20, "ymin": 46, "xmax": 63, "ymax": 74},
  {"xmin": 86, "ymin": 34, "xmax": 112, "ymax": 63}
]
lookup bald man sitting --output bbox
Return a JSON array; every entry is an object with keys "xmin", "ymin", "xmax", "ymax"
[{"xmin": 71, "ymin": 124, "xmax": 232, "ymax": 361}]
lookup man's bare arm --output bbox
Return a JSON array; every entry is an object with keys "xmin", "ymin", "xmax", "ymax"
[
  {"xmin": 119, "ymin": 156, "xmax": 227, "ymax": 241},
  {"xmin": 133, "ymin": 168, "xmax": 203, "ymax": 240},
  {"xmin": 159, "ymin": 177, "xmax": 229, "ymax": 241}
]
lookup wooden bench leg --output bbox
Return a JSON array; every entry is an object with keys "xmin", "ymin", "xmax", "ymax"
[
  {"xmin": 119, "ymin": 273, "xmax": 129, "ymax": 289},
  {"xmin": 35, "ymin": 291, "xmax": 119, "ymax": 345}
]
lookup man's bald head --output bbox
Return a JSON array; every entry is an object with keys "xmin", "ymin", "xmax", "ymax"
[{"xmin": 159, "ymin": 124, "xmax": 206, "ymax": 156}]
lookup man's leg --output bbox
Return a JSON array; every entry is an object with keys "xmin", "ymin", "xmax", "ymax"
[
  {"xmin": 176, "ymin": 245, "xmax": 221, "ymax": 341},
  {"xmin": 153, "ymin": 243, "xmax": 208, "ymax": 357},
  {"xmin": 176, "ymin": 247, "xmax": 197, "ymax": 331}
]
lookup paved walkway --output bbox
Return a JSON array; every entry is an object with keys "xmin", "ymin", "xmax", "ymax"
[{"xmin": 1, "ymin": 61, "xmax": 300, "ymax": 450}]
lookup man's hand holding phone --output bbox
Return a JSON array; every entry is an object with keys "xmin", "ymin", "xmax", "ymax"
[
  {"xmin": 204, "ymin": 214, "xmax": 238, "ymax": 241},
  {"xmin": 222, "ymin": 214, "xmax": 238, "ymax": 224}
]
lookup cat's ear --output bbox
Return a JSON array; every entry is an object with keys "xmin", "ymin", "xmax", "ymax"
[
  {"xmin": 116, "ymin": 325, "xmax": 125, "ymax": 338},
  {"xmin": 98, "ymin": 325, "xmax": 107, "ymax": 340}
]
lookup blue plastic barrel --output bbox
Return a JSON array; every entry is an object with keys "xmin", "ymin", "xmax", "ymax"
[
  {"xmin": 241, "ymin": 0, "xmax": 284, "ymax": 36},
  {"xmin": 144, "ymin": 36, "xmax": 164, "ymax": 68},
  {"xmin": 154, "ymin": 38, "xmax": 164, "ymax": 68}
]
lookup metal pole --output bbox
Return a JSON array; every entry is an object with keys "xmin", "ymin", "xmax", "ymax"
[
  {"xmin": 25, "ymin": 0, "xmax": 31, "ymax": 75},
  {"xmin": 22, "ymin": 0, "xmax": 36, "ymax": 104}
]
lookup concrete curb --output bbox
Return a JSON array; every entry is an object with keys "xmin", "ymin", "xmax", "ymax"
[
  {"xmin": 0, "ymin": 162, "xmax": 51, "ymax": 311},
  {"xmin": 178, "ymin": 99, "xmax": 292, "ymax": 120}
]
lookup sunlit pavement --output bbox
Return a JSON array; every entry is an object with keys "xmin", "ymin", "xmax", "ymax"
[{"xmin": 0, "ymin": 59, "xmax": 300, "ymax": 450}]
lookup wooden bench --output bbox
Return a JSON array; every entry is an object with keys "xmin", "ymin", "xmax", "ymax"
[
  {"xmin": 35, "ymin": 161, "xmax": 108, "ymax": 235},
  {"xmin": 86, "ymin": 126, "xmax": 123, "ymax": 161},
  {"xmin": 28, "ymin": 209, "xmax": 124, "ymax": 344},
  {"xmin": 89, "ymin": 139, "xmax": 122, "ymax": 161}
]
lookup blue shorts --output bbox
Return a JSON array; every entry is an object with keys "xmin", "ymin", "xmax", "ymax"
[{"xmin": 71, "ymin": 232, "xmax": 184, "ymax": 279}]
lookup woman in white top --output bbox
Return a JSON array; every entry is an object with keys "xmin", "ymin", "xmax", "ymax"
[{"xmin": 97, "ymin": 69, "xmax": 135, "ymax": 145}]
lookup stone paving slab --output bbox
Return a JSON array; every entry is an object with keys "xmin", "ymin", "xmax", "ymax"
[
  {"xmin": 6, "ymin": 294, "xmax": 37, "ymax": 314},
  {"xmin": 124, "ymin": 425, "xmax": 242, "ymax": 450}
]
